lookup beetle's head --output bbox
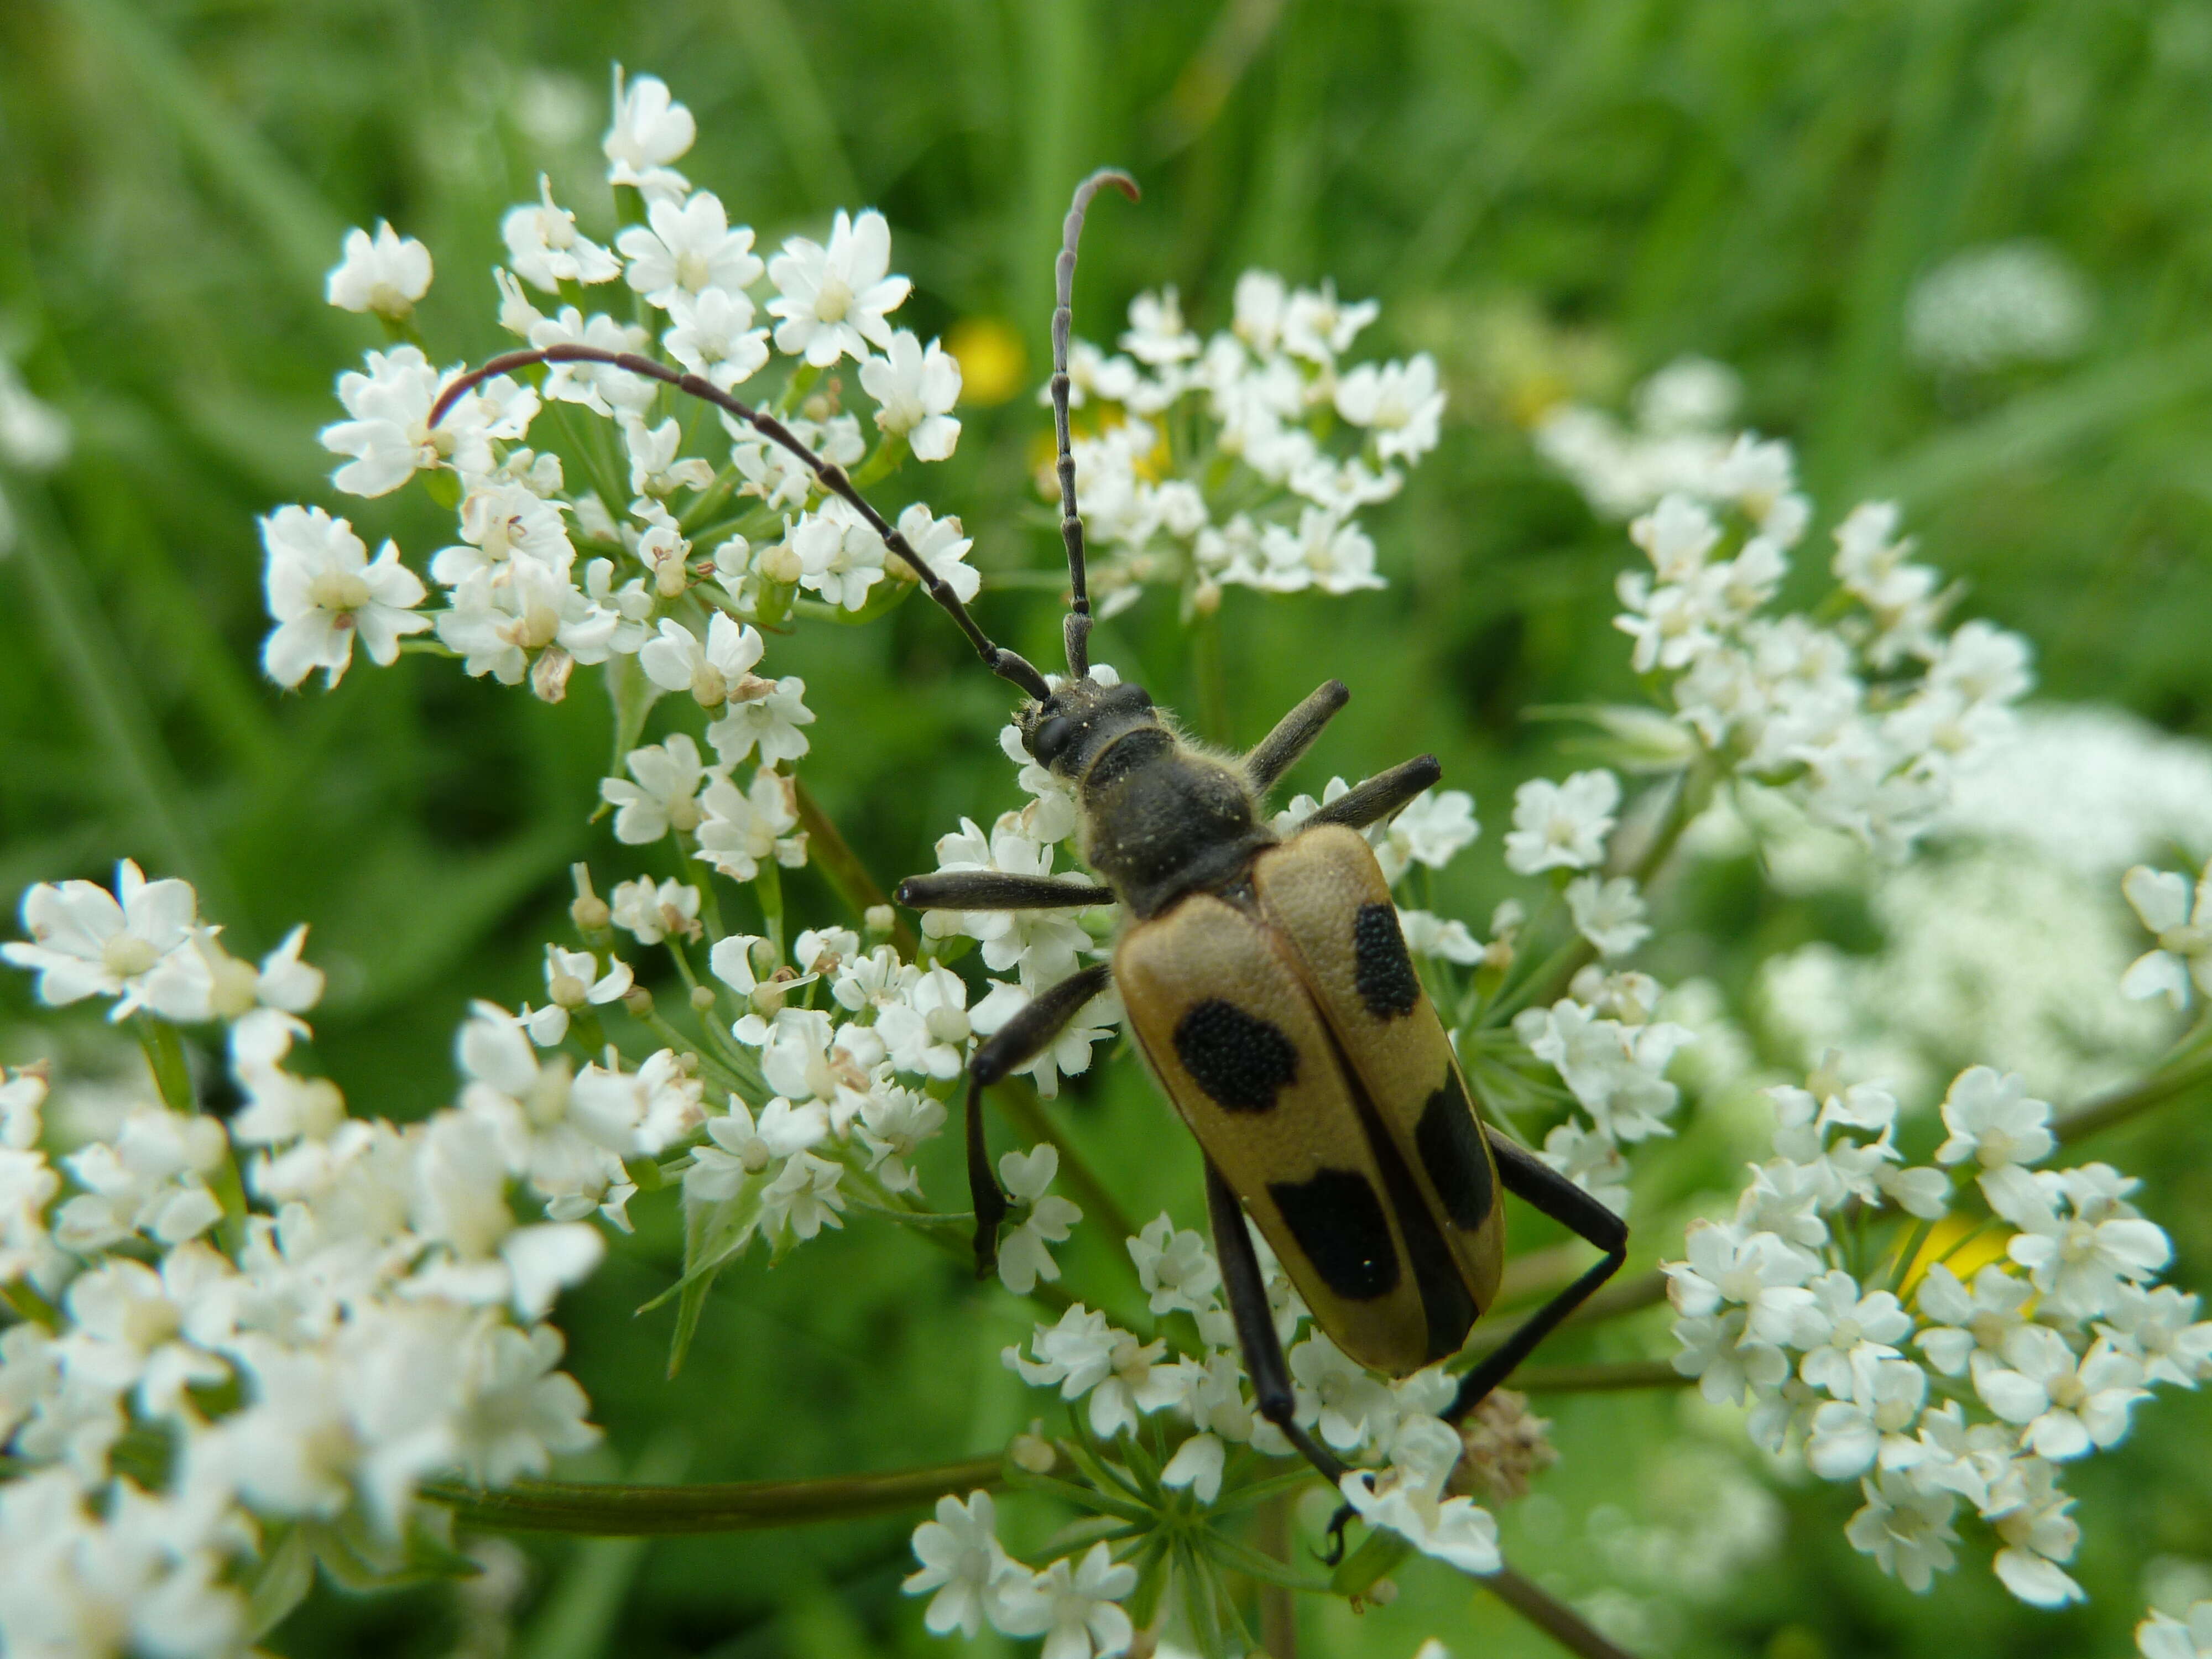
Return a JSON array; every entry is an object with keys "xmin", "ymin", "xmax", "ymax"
[{"xmin": 1016, "ymin": 675, "xmax": 1159, "ymax": 779}]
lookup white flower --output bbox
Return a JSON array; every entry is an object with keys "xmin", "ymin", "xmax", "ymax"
[
  {"xmin": 922, "ymin": 815, "xmax": 1094, "ymax": 987},
  {"xmin": 615, "ymin": 190, "xmax": 761, "ymax": 310},
  {"xmin": 621, "ymin": 416, "xmax": 715, "ymax": 498},
  {"xmin": 522, "ymin": 944, "xmax": 633, "ymax": 1046},
  {"xmin": 1804, "ymin": 1355, "xmax": 1926, "ymax": 1480},
  {"xmin": 1990, "ymin": 1473, "xmax": 2084, "ymax": 1608},
  {"xmin": 759, "ymin": 1149, "xmax": 844, "ymax": 1244},
  {"xmin": 260, "ymin": 504, "xmax": 428, "ymax": 688},
  {"xmin": 503, "ymin": 176, "xmax": 621, "ymax": 292},
  {"xmin": 2120, "ymin": 863, "xmax": 2212, "ymax": 1008},
  {"xmin": 893, "ymin": 502, "xmax": 981, "ymax": 603},
  {"xmin": 2141, "ymin": 1603, "xmax": 2212, "ymax": 1659},
  {"xmin": 1566, "ymin": 875, "xmax": 1651, "ymax": 958},
  {"xmin": 1933, "ymin": 1066, "xmax": 2053, "ymax": 1170},
  {"xmin": 599, "ymin": 734, "xmax": 714, "ymax": 844},
  {"xmin": 1283, "ymin": 280, "xmax": 1380, "ymax": 362},
  {"xmin": 754, "ymin": 1010, "xmax": 883, "ymax": 1133},
  {"xmin": 1540, "ymin": 1120, "xmax": 1632, "ymax": 1215},
  {"xmin": 1664, "ymin": 1218, "xmax": 1818, "ymax": 1334},
  {"xmin": 310, "ymin": 341, "xmax": 517, "ymax": 495},
  {"xmin": 603, "ymin": 67, "xmax": 695, "ymax": 197},
  {"xmin": 428, "ymin": 480, "xmax": 573, "ymax": 587},
  {"xmin": 2096, "ymin": 1283, "xmax": 2212, "ymax": 1388},
  {"xmin": 1333, "ymin": 354, "xmax": 1446, "ymax": 463},
  {"xmin": 854, "ymin": 1086, "xmax": 944, "ymax": 1196},
  {"xmin": 4, "ymin": 859, "xmax": 203, "ymax": 1021},
  {"xmin": 1913, "ymin": 1262, "xmax": 2033, "ymax": 1378},
  {"xmin": 641, "ymin": 612, "xmax": 764, "ymax": 708},
  {"xmin": 56, "ymin": 1104, "xmax": 227, "ymax": 1250},
  {"xmin": 1671, "ymin": 1306, "xmax": 1792, "ymax": 1405},
  {"xmin": 526, "ymin": 308, "xmax": 654, "ymax": 415},
  {"xmin": 609, "ymin": 877, "xmax": 701, "ymax": 946},
  {"xmin": 1973, "ymin": 1327, "xmax": 2146, "ymax": 1459},
  {"xmin": 1370, "ymin": 789, "xmax": 1478, "ymax": 884},
  {"xmin": 1119, "ymin": 287, "xmax": 1201, "ymax": 366},
  {"xmin": 998, "ymin": 1542, "xmax": 1139, "ymax": 1659},
  {"xmin": 326, "ymin": 221, "xmax": 432, "ymax": 320},
  {"xmin": 1794, "ymin": 1270, "xmax": 1913, "ymax": 1397},
  {"xmin": 1992, "ymin": 1164, "xmax": 2171, "ymax": 1317},
  {"xmin": 904, "ymin": 1490, "xmax": 1028, "ymax": 1639},
  {"xmin": 1289, "ymin": 1332, "xmax": 1396, "ymax": 1451},
  {"xmin": 1844, "ymin": 1469, "xmax": 1958, "ymax": 1592},
  {"xmin": 1126, "ymin": 1214, "xmax": 1222, "ymax": 1317},
  {"xmin": 1514, "ymin": 999, "xmax": 1689, "ymax": 1142},
  {"xmin": 450, "ymin": 1322, "xmax": 601, "ymax": 1487},
  {"xmin": 997, "ymin": 1145, "xmax": 1081, "ymax": 1295},
  {"xmin": 1397, "ymin": 908, "xmax": 1485, "ymax": 965},
  {"xmin": 877, "ymin": 964, "xmax": 973, "ymax": 1079},
  {"xmin": 696, "ymin": 768, "xmax": 808, "ymax": 883},
  {"xmin": 1338, "ymin": 1414, "xmax": 1501, "ymax": 1575},
  {"xmin": 1250, "ymin": 507, "xmax": 1385, "ymax": 596},
  {"xmin": 662, "ymin": 285, "xmax": 771, "ymax": 390},
  {"xmin": 1005, "ymin": 1305, "xmax": 1178, "ymax": 1438},
  {"xmin": 766, "ymin": 209, "xmax": 910, "ymax": 366},
  {"xmin": 1503, "ymin": 770, "xmax": 1621, "ymax": 874},
  {"xmin": 435, "ymin": 560, "xmax": 622, "ymax": 687},
  {"xmin": 861, "ymin": 331, "xmax": 962, "ymax": 460},
  {"xmin": 685, "ymin": 1095, "xmax": 830, "ymax": 1203}
]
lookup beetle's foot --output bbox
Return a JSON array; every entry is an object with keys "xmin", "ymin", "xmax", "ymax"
[{"xmin": 1320, "ymin": 1499, "xmax": 1359, "ymax": 1567}]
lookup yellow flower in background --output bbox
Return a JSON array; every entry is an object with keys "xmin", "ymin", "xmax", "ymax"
[{"xmin": 945, "ymin": 316, "xmax": 1026, "ymax": 406}]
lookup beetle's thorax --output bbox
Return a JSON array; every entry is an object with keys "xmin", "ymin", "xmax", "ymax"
[{"xmin": 1017, "ymin": 677, "xmax": 1274, "ymax": 920}]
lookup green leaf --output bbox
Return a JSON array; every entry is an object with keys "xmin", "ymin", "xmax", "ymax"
[{"xmin": 246, "ymin": 1524, "xmax": 316, "ymax": 1641}]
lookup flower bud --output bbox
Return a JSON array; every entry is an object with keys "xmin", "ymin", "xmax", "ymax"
[
  {"xmin": 623, "ymin": 985, "xmax": 654, "ymax": 1018},
  {"xmin": 863, "ymin": 904, "xmax": 895, "ymax": 940},
  {"xmin": 1008, "ymin": 1423, "xmax": 1058, "ymax": 1475},
  {"xmin": 688, "ymin": 985, "xmax": 718, "ymax": 1013},
  {"xmin": 759, "ymin": 541, "xmax": 804, "ymax": 585},
  {"xmin": 570, "ymin": 865, "xmax": 612, "ymax": 935}
]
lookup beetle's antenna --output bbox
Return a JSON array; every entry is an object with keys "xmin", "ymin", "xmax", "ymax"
[
  {"xmin": 428, "ymin": 347, "xmax": 1053, "ymax": 702},
  {"xmin": 1051, "ymin": 168, "xmax": 1139, "ymax": 682}
]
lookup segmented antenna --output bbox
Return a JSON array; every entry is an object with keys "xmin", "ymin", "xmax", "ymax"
[
  {"xmin": 426, "ymin": 347, "xmax": 1053, "ymax": 702},
  {"xmin": 1051, "ymin": 168, "xmax": 1140, "ymax": 681}
]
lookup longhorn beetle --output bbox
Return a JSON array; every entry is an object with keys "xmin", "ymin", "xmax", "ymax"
[{"xmin": 428, "ymin": 169, "xmax": 1627, "ymax": 1526}]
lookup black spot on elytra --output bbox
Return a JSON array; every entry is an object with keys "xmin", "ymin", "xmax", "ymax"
[
  {"xmin": 1173, "ymin": 999, "xmax": 1298, "ymax": 1112},
  {"xmin": 1416, "ymin": 1069, "xmax": 1494, "ymax": 1230},
  {"xmin": 1267, "ymin": 1168, "xmax": 1399, "ymax": 1301},
  {"xmin": 1352, "ymin": 902, "xmax": 1419, "ymax": 1019}
]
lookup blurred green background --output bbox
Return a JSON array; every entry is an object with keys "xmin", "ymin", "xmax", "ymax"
[{"xmin": 7, "ymin": 1, "xmax": 2212, "ymax": 1655}]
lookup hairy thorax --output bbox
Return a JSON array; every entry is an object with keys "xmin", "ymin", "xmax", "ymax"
[{"xmin": 1015, "ymin": 678, "xmax": 1274, "ymax": 919}]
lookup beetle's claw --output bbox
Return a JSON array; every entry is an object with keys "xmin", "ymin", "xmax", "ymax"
[{"xmin": 1320, "ymin": 1500, "xmax": 1358, "ymax": 1567}]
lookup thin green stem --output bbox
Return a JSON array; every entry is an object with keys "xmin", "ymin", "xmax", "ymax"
[
  {"xmin": 1485, "ymin": 1564, "xmax": 1640, "ymax": 1659},
  {"xmin": 793, "ymin": 779, "xmax": 919, "ymax": 955},
  {"xmin": 422, "ymin": 1455, "xmax": 1003, "ymax": 1536},
  {"xmin": 2054, "ymin": 1053, "xmax": 2212, "ymax": 1147}
]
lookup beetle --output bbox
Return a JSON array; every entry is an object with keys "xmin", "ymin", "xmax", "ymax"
[{"xmin": 427, "ymin": 169, "xmax": 1626, "ymax": 1511}]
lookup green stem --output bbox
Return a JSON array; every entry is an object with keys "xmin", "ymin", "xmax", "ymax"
[
  {"xmin": 757, "ymin": 860, "xmax": 786, "ymax": 961},
  {"xmin": 794, "ymin": 779, "xmax": 919, "ymax": 956},
  {"xmin": 1512, "ymin": 1359, "xmax": 1687, "ymax": 1393},
  {"xmin": 422, "ymin": 1455, "xmax": 1003, "ymax": 1536},
  {"xmin": 1187, "ymin": 605, "xmax": 1231, "ymax": 745},
  {"xmin": 136, "ymin": 1018, "xmax": 195, "ymax": 1114},
  {"xmin": 1485, "ymin": 1564, "xmax": 1640, "ymax": 1659},
  {"xmin": 2054, "ymin": 1053, "xmax": 2212, "ymax": 1146}
]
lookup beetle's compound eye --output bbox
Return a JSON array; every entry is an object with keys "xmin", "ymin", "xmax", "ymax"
[{"xmin": 1031, "ymin": 714, "xmax": 1077, "ymax": 768}]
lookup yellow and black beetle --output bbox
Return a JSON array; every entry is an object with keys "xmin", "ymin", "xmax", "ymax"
[{"xmin": 428, "ymin": 169, "xmax": 1626, "ymax": 1506}]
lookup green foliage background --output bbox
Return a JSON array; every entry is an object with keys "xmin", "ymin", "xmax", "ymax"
[{"xmin": 5, "ymin": 1, "xmax": 2212, "ymax": 1655}]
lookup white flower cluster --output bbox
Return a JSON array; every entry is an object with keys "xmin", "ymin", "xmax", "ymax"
[
  {"xmin": 1046, "ymin": 272, "xmax": 1444, "ymax": 617},
  {"xmin": 1542, "ymin": 363, "xmax": 2036, "ymax": 862},
  {"xmin": 1665, "ymin": 1053, "xmax": 2204, "ymax": 1606},
  {"xmin": 2121, "ymin": 860, "xmax": 2212, "ymax": 1010},
  {"xmin": 905, "ymin": 1490, "xmax": 1138, "ymax": 1655},
  {"xmin": 1906, "ymin": 241, "xmax": 2093, "ymax": 375},
  {"xmin": 907, "ymin": 1211, "xmax": 1504, "ymax": 1648},
  {"xmin": 267, "ymin": 69, "xmax": 977, "ymax": 716},
  {"xmin": 0, "ymin": 864, "xmax": 610, "ymax": 1656}
]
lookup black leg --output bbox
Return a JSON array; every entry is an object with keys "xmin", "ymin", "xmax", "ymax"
[
  {"xmin": 1446, "ymin": 1128, "xmax": 1627, "ymax": 1423},
  {"xmin": 1245, "ymin": 680, "xmax": 1349, "ymax": 793},
  {"xmin": 1204, "ymin": 1161, "xmax": 1349, "ymax": 1487},
  {"xmin": 895, "ymin": 871, "xmax": 1115, "ymax": 911},
  {"xmin": 963, "ymin": 961, "xmax": 1117, "ymax": 1277},
  {"xmin": 1306, "ymin": 755, "xmax": 1443, "ymax": 834}
]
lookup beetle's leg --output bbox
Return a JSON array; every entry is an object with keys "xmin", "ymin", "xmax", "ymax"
[
  {"xmin": 1304, "ymin": 755, "xmax": 1443, "ymax": 833},
  {"xmin": 1244, "ymin": 679, "xmax": 1350, "ymax": 793},
  {"xmin": 1444, "ymin": 1128, "xmax": 1629, "ymax": 1423},
  {"xmin": 1204, "ymin": 1159, "xmax": 1358, "ymax": 1556},
  {"xmin": 962, "ymin": 962, "xmax": 1118, "ymax": 1277},
  {"xmin": 895, "ymin": 872, "xmax": 1115, "ymax": 911}
]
